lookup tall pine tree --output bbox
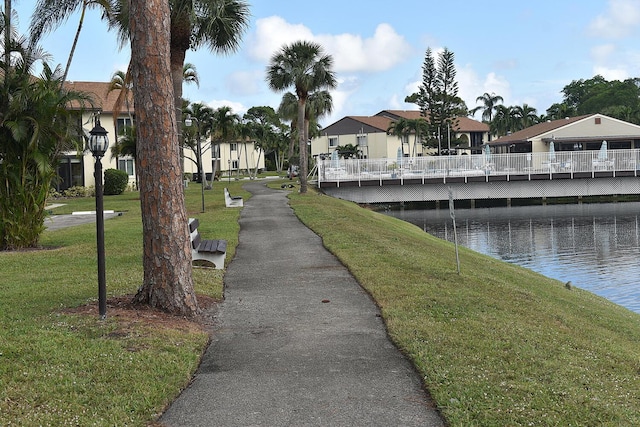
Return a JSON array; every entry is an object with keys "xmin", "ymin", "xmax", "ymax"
[{"xmin": 415, "ymin": 47, "xmax": 466, "ymax": 153}]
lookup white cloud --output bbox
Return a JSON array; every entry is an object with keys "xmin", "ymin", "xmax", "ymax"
[
  {"xmin": 317, "ymin": 23, "xmax": 412, "ymax": 72},
  {"xmin": 457, "ymin": 66, "xmax": 511, "ymax": 112},
  {"xmin": 593, "ymin": 66, "xmax": 629, "ymax": 81},
  {"xmin": 205, "ymin": 100, "xmax": 247, "ymax": 116},
  {"xmin": 591, "ymin": 44, "xmax": 617, "ymax": 63},
  {"xmin": 401, "ymin": 63, "xmax": 512, "ymax": 113},
  {"xmin": 589, "ymin": 0, "xmax": 640, "ymax": 38},
  {"xmin": 226, "ymin": 70, "xmax": 263, "ymax": 97},
  {"xmin": 248, "ymin": 16, "xmax": 315, "ymax": 62},
  {"xmin": 590, "ymin": 44, "xmax": 632, "ymax": 81},
  {"xmin": 322, "ymin": 76, "xmax": 360, "ymax": 124},
  {"xmin": 248, "ymin": 17, "xmax": 412, "ymax": 73}
]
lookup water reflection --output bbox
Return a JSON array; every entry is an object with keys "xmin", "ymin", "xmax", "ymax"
[{"xmin": 386, "ymin": 202, "xmax": 640, "ymax": 313}]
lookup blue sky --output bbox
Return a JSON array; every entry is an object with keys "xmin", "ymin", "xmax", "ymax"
[{"xmin": 13, "ymin": 0, "xmax": 640, "ymax": 126}]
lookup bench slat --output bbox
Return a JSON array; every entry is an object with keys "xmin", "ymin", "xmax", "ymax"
[
  {"xmin": 189, "ymin": 218, "xmax": 200, "ymax": 233},
  {"xmin": 198, "ymin": 239, "xmax": 226, "ymax": 254},
  {"xmin": 192, "ymin": 232, "xmax": 202, "ymax": 250}
]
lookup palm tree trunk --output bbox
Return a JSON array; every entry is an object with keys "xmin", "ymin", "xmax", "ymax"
[
  {"xmin": 171, "ymin": 46, "xmax": 187, "ymax": 176},
  {"xmin": 130, "ymin": 0, "xmax": 198, "ymax": 316},
  {"xmin": 244, "ymin": 142, "xmax": 250, "ymax": 176},
  {"xmin": 253, "ymin": 149, "xmax": 262, "ymax": 179},
  {"xmin": 61, "ymin": 0, "xmax": 88, "ymax": 84},
  {"xmin": 298, "ymin": 99, "xmax": 308, "ymax": 192}
]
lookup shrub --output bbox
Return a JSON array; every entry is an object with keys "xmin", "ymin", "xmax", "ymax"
[
  {"xmin": 63, "ymin": 186, "xmax": 90, "ymax": 198},
  {"xmin": 103, "ymin": 169, "xmax": 129, "ymax": 195}
]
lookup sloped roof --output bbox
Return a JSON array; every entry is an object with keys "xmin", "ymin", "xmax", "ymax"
[
  {"xmin": 490, "ymin": 115, "xmax": 593, "ymax": 144},
  {"xmin": 63, "ymin": 81, "xmax": 134, "ymax": 114},
  {"xmin": 375, "ymin": 110, "xmax": 490, "ymax": 132},
  {"xmin": 321, "ymin": 110, "xmax": 489, "ymax": 135},
  {"xmin": 346, "ymin": 115, "xmax": 394, "ymax": 131}
]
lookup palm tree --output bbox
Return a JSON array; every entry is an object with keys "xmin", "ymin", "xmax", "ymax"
[
  {"xmin": 491, "ymin": 104, "xmax": 513, "ymax": 137},
  {"xmin": 107, "ymin": 69, "xmax": 133, "ymax": 122},
  {"xmin": 306, "ymin": 89, "xmax": 333, "ymax": 139},
  {"xmin": 511, "ymin": 103, "xmax": 538, "ymax": 131},
  {"xmin": 109, "ymin": 0, "xmax": 249, "ymax": 134},
  {"xmin": 183, "ymin": 62, "xmax": 200, "ymax": 87},
  {"xmin": 183, "ymin": 102, "xmax": 214, "ymax": 187},
  {"xmin": 277, "ymin": 89, "xmax": 332, "ymax": 174},
  {"xmin": 267, "ymin": 40, "xmax": 337, "ymax": 193},
  {"xmin": 1, "ymin": 35, "xmax": 91, "ymax": 249},
  {"xmin": 110, "ymin": 124, "xmax": 138, "ymax": 187},
  {"xmin": 243, "ymin": 106, "xmax": 282, "ymax": 178},
  {"xmin": 546, "ymin": 102, "xmax": 576, "ymax": 120},
  {"xmin": 470, "ymin": 92, "xmax": 504, "ymax": 122},
  {"xmin": 470, "ymin": 92, "xmax": 503, "ymax": 141},
  {"xmin": 277, "ymin": 91, "xmax": 300, "ymax": 163},
  {"xmin": 210, "ymin": 106, "xmax": 239, "ymax": 179},
  {"xmin": 29, "ymin": 0, "xmax": 112, "ymax": 83},
  {"xmin": 406, "ymin": 118, "xmax": 430, "ymax": 157},
  {"xmin": 3, "ymin": 1, "xmax": 11, "ymax": 74},
  {"xmin": 387, "ymin": 118, "xmax": 411, "ymax": 156}
]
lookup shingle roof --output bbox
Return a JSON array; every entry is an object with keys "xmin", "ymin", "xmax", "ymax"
[
  {"xmin": 490, "ymin": 115, "xmax": 593, "ymax": 144},
  {"xmin": 345, "ymin": 115, "xmax": 394, "ymax": 131},
  {"xmin": 375, "ymin": 110, "xmax": 490, "ymax": 132},
  {"xmin": 63, "ymin": 81, "xmax": 134, "ymax": 114}
]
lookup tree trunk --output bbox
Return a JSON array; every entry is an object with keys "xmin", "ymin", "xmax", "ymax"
[
  {"xmin": 298, "ymin": 98, "xmax": 308, "ymax": 193},
  {"xmin": 61, "ymin": 0, "xmax": 87, "ymax": 84},
  {"xmin": 129, "ymin": 0, "xmax": 198, "ymax": 316}
]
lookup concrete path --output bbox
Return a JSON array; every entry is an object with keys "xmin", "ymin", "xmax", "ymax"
[
  {"xmin": 161, "ymin": 182, "xmax": 444, "ymax": 426},
  {"xmin": 44, "ymin": 212, "xmax": 122, "ymax": 231}
]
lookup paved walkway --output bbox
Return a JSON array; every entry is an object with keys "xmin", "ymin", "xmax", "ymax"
[
  {"xmin": 44, "ymin": 212, "xmax": 122, "ymax": 231},
  {"xmin": 161, "ymin": 182, "xmax": 443, "ymax": 426}
]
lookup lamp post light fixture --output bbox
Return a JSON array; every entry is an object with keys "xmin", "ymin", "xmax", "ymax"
[
  {"xmin": 88, "ymin": 117, "xmax": 109, "ymax": 320},
  {"xmin": 185, "ymin": 115, "xmax": 205, "ymax": 213}
]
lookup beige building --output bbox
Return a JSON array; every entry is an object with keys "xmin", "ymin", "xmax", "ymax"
[
  {"xmin": 183, "ymin": 138, "xmax": 265, "ymax": 182},
  {"xmin": 488, "ymin": 113, "xmax": 640, "ymax": 154},
  {"xmin": 58, "ymin": 81, "xmax": 263, "ymax": 191},
  {"xmin": 311, "ymin": 110, "xmax": 490, "ymax": 159},
  {"xmin": 56, "ymin": 81, "xmax": 134, "ymax": 191}
]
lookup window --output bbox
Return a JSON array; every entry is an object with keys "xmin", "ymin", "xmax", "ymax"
[
  {"xmin": 230, "ymin": 143, "xmax": 238, "ymax": 152},
  {"xmin": 329, "ymin": 136, "xmax": 338, "ymax": 147},
  {"xmin": 212, "ymin": 144, "xmax": 220, "ymax": 158},
  {"xmin": 55, "ymin": 156, "xmax": 84, "ymax": 191},
  {"xmin": 116, "ymin": 117, "xmax": 134, "ymax": 135},
  {"xmin": 357, "ymin": 134, "xmax": 368, "ymax": 147},
  {"xmin": 118, "ymin": 158, "xmax": 135, "ymax": 176},
  {"xmin": 232, "ymin": 160, "xmax": 239, "ymax": 169}
]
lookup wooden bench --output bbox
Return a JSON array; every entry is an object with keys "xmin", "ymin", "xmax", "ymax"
[
  {"xmin": 224, "ymin": 187, "xmax": 243, "ymax": 207},
  {"xmin": 188, "ymin": 218, "xmax": 226, "ymax": 269}
]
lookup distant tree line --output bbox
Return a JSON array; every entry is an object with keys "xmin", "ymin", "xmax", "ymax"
[
  {"xmin": 404, "ymin": 48, "xmax": 640, "ymax": 141},
  {"xmin": 472, "ymin": 75, "xmax": 640, "ymax": 138}
]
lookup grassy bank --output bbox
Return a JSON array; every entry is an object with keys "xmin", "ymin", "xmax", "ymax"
[
  {"xmin": 288, "ymin": 188, "xmax": 640, "ymax": 426},
  {"xmin": 0, "ymin": 180, "xmax": 248, "ymax": 426}
]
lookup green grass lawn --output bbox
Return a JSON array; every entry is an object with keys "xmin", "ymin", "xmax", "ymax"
[
  {"xmin": 2, "ymin": 178, "xmax": 640, "ymax": 426},
  {"xmin": 0, "ymin": 180, "xmax": 248, "ymax": 426},
  {"xmin": 287, "ymin": 188, "xmax": 640, "ymax": 426}
]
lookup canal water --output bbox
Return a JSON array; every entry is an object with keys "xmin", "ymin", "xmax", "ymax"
[{"xmin": 385, "ymin": 202, "xmax": 640, "ymax": 313}]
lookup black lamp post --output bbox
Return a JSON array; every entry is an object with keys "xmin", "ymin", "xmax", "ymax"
[
  {"xmin": 88, "ymin": 117, "xmax": 109, "ymax": 320},
  {"xmin": 185, "ymin": 116, "xmax": 205, "ymax": 213}
]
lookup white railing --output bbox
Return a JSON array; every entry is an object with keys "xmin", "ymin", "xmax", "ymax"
[{"xmin": 316, "ymin": 149, "xmax": 640, "ymax": 184}]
